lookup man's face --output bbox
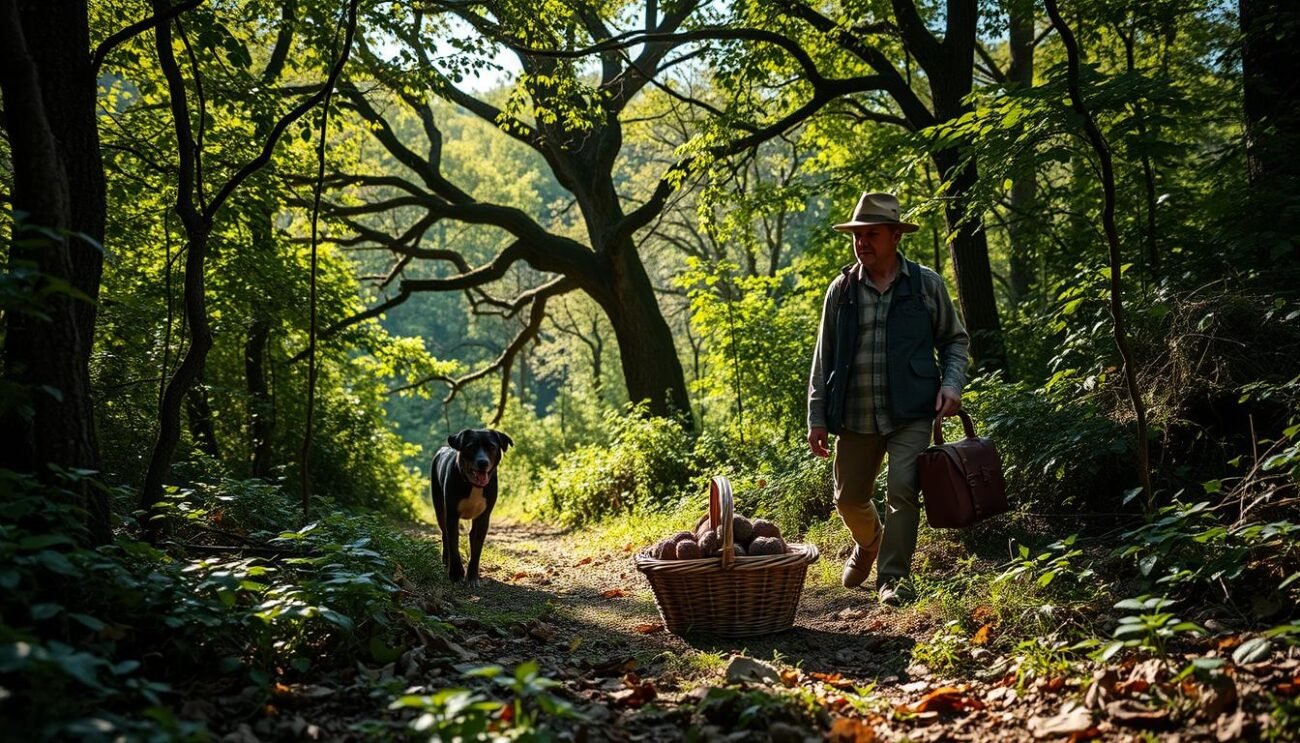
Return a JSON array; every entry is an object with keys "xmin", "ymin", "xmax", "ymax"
[{"xmin": 851, "ymin": 225, "xmax": 901, "ymax": 270}]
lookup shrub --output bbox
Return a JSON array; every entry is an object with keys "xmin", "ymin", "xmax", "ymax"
[
  {"xmin": 538, "ymin": 405, "xmax": 693, "ymax": 525},
  {"xmin": 962, "ymin": 374, "xmax": 1133, "ymax": 512}
]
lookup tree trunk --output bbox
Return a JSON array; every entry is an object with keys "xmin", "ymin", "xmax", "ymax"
[
  {"xmin": 1240, "ymin": 0, "xmax": 1300, "ymax": 258},
  {"xmin": 933, "ymin": 151, "xmax": 1008, "ymax": 373},
  {"xmin": 0, "ymin": 0, "xmax": 109, "ymax": 543},
  {"xmin": 602, "ymin": 245, "xmax": 691, "ymax": 419},
  {"xmin": 141, "ymin": 230, "xmax": 214, "ymax": 518},
  {"xmin": 245, "ymin": 319, "xmax": 274, "ymax": 478},
  {"xmin": 1007, "ymin": 0, "xmax": 1037, "ymax": 303},
  {"xmin": 186, "ymin": 372, "xmax": 220, "ymax": 459}
]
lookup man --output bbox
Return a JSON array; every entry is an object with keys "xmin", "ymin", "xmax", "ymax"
[{"xmin": 807, "ymin": 192, "xmax": 970, "ymax": 606}]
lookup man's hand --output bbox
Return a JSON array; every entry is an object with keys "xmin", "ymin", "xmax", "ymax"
[
  {"xmin": 808, "ymin": 426, "xmax": 830, "ymax": 458},
  {"xmin": 935, "ymin": 387, "xmax": 961, "ymax": 418}
]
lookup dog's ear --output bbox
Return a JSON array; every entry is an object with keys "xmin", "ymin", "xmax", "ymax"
[
  {"xmin": 447, "ymin": 429, "xmax": 472, "ymax": 451},
  {"xmin": 492, "ymin": 430, "xmax": 514, "ymax": 454}
]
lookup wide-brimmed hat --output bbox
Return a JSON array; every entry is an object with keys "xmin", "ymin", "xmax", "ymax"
[{"xmin": 833, "ymin": 192, "xmax": 919, "ymax": 233}]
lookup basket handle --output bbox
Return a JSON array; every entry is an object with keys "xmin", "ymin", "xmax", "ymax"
[{"xmin": 709, "ymin": 476, "xmax": 735, "ymax": 570}]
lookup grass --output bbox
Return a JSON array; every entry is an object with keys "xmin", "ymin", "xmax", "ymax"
[{"xmin": 650, "ymin": 648, "xmax": 730, "ymax": 679}]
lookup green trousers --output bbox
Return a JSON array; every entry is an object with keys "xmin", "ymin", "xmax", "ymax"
[{"xmin": 832, "ymin": 418, "xmax": 933, "ymax": 587}]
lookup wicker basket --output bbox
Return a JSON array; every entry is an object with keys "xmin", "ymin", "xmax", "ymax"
[{"xmin": 634, "ymin": 476, "xmax": 819, "ymax": 637}]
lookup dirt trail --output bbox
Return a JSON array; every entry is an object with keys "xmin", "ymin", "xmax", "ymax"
[{"xmin": 424, "ymin": 520, "xmax": 1032, "ymax": 741}]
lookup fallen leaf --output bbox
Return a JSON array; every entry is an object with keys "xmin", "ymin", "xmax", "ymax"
[
  {"xmin": 1084, "ymin": 669, "xmax": 1119, "ymax": 709},
  {"xmin": 1105, "ymin": 699, "xmax": 1171, "ymax": 728},
  {"xmin": 600, "ymin": 588, "xmax": 628, "ymax": 599},
  {"xmin": 1216, "ymin": 635, "xmax": 1243, "ymax": 651},
  {"xmin": 612, "ymin": 673, "xmax": 657, "ymax": 707},
  {"xmin": 972, "ymin": 624, "xmax": 992, "ymax": 645},
  {"xmin": 811, "ymin": 671, "xmax": 858, "ymax": 691},
  {"xmin": 1200, "ymin": 675, "xmax": 1238, "ymax": 719},
  {"xmin": 828, "ymin": 717, "xmax": 876, "ymax": 743},
  {"xmin": 631, "ymin": 622, "xmax": 663, "ymax": 635},
  {"xmin": 1116, "ymin": 678, "xmax": 1150, "ymax": 695},
  {"xmin": 901, "ymin": 686, "xmax": 985, "ymax": 714},
  {"xmin": 1216, "ymin": 709, "xmax": 1247, "ymax": 742},
  {"xmin": 726, "ymin": 656, "xmax": 782, "ymax": 685},
  {"xmin": 510, "ymin": 571, "xmax": 528, "ymax": 581},
  {"xmin": 575, "ymin": 556, "xmax": 593, "ymax": 566},
  {"xmin": 779, "ymin": 669, "xmax": 800, "ymax": 688},
  {"xmin": 1029, "ymin": 701, "xmax": 1094, "ymax": 738}
]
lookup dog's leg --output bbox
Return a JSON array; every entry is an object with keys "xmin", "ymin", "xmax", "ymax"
[
  {"xmin": 466, "ymin": 514, "xmax": 490, "ymax": 586},
  {"xmin": 445, "ymin": 511, "xmax": 466, "ymax": 583},
  {"xmin": 431, "ymin": 474, "xmax": 452, "ymax": 572}
]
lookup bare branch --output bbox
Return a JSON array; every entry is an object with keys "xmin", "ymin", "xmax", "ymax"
[{"xmin": 287, "ymin": 290, "xmax": 412, "ymax": 364}]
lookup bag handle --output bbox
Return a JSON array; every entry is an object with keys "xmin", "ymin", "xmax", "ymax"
[
  {"xmin": 932, "ymin": 409, "xmax": 977, "ymax": 445},
  {"xmin": 709, "ymin": 476, "xmax": 735, "ymax": 570}
]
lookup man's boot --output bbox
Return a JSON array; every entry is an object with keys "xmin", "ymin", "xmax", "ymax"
[{"xmin": 840, "ymin": 528, "xmax": 883, "ymax": 588}]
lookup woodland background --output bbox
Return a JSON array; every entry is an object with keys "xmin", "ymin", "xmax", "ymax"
[{"xmin": 1, "ymin": 0, "xmax": 1298, "ymax": 739}]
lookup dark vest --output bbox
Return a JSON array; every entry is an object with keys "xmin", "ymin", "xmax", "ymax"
[{"xmin": 824, "ymin": 258, "xmax": 940, "ymax": 434}]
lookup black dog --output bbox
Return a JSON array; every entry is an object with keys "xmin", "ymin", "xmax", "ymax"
[{"xmin": 430, "ymin": 428, "xmax": 513, "ymax": 585}]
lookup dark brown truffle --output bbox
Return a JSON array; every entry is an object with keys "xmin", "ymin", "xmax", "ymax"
[
  {"xmin": 675, "ymin": 540, "xmax": 701, "ymax": 559},
  {"xmin": 751, "ymin": 519, "xmax": 782, "ymax": 541},
  {"xmin": 748, "ymin": 536, "xmax": 787, "ymax": 556},
  {"xmin": 732, "ymin": 515, "xmax": 754, "ymax": 544},
  {"xmin": 658, "ymin": 539, "xmax": 678, "ymax": 560},
  {"xmin": 698, "ymin": 530, "xmax": 720, "ymax": 557},
  {"xmin": 671, "ymin": 531, "xmax": 696, "ymax": 544},
  {"xmin": 695, "ymin": 521, "xmax": 714, "ymax": 542}
]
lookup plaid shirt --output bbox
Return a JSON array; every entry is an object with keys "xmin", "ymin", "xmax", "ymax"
[{"xmin": 807, "ymin": 255, "xmax": 970, "ymax": 435}]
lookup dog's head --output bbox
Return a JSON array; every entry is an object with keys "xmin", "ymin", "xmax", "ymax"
[{"xmin": 447, "ymin": 428, "xmax": 513, "ymax": 488}]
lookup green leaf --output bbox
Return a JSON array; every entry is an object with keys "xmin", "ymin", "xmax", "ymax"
[
  {"xmin": 31, "ymin": 603, "xmax": 63, "ymax": 620},
  {"xmin": 316, "ymin": 608, "xmax": 354, "ymax": 632},
  {"xmin": 368, "ymin": 636, "xmax": 403, "ymax": 664},
  {"xmin": 1232, "ymin": 637, "xmax": 1272, "ymax": 665},
  {"xmin": 68, "ymin": 613, "xmax": 106, "ymax": 631},
  {"xmin": 17, "ymin": 534, "xmax": 76, "ymax": 550},
  {"xmin": 464, "ymin": 664, "xmax": 504, "ymax": 678},
  {"xmin": 34, "ymin": 550, "xmax": 82, "ymax": 577},
  {"xmin": 1138, "ymin": 554, "xmax": 1158, "ymax": 576}
]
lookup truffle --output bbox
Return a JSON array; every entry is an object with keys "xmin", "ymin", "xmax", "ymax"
[
  {"xmin": 698, "ymin": 530, "xmax": 720, "ymax": 557},
  {"xmin": 732, "ymin": 515, "xmax": 754, "ymax": 544},
  {"xmin": 695, "ymin": 521, "xmax": 714, "ymax": 542},
  {"xmin": 748, "ymin": 536, "xmax": 788, "ymax": 556},
  {"xmin": 656, "ymin": 539, "xmax": 678, "ymax": 560},
  {"xmin": 751, "ymin": 519, "xmax": 782, "ymax": 541},
  {"xmin": 671, "ymin": 531, "xmax": 696, "ymax": 544},
  {"xmin": 675, "ymin": 540, "xmax": 701, "ymax": 559},
  {"xmin": 730, "ymin": 543, "xmax": 747, "ymax": 557}
]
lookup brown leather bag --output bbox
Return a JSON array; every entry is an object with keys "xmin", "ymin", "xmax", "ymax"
[{"xmin": 918, "ymin": 410, "xmax": 1009, "ymax": 528}]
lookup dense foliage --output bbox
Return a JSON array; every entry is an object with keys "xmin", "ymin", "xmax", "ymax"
[{"xmin": 1, "ymin": 0, "xmax": 1297, "ymax": 738}]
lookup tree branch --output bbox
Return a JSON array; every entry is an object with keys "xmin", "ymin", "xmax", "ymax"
[
  {"xmin": 91, "ymin": 0, "xmax": 206, "ymax": 76},
  {"xmin": 287, "ymin": 289, "xmax": 411, "ymax": 364}
]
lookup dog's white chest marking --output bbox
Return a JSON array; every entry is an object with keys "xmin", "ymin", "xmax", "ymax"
[{"xmin": 458, "ymin": 486, "xmax": 487, "ymax": 520}]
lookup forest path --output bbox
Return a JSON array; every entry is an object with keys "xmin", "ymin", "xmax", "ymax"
[{"xmin": 407, "ymin": 519, "xmax": 1058, "ymax": 742}]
